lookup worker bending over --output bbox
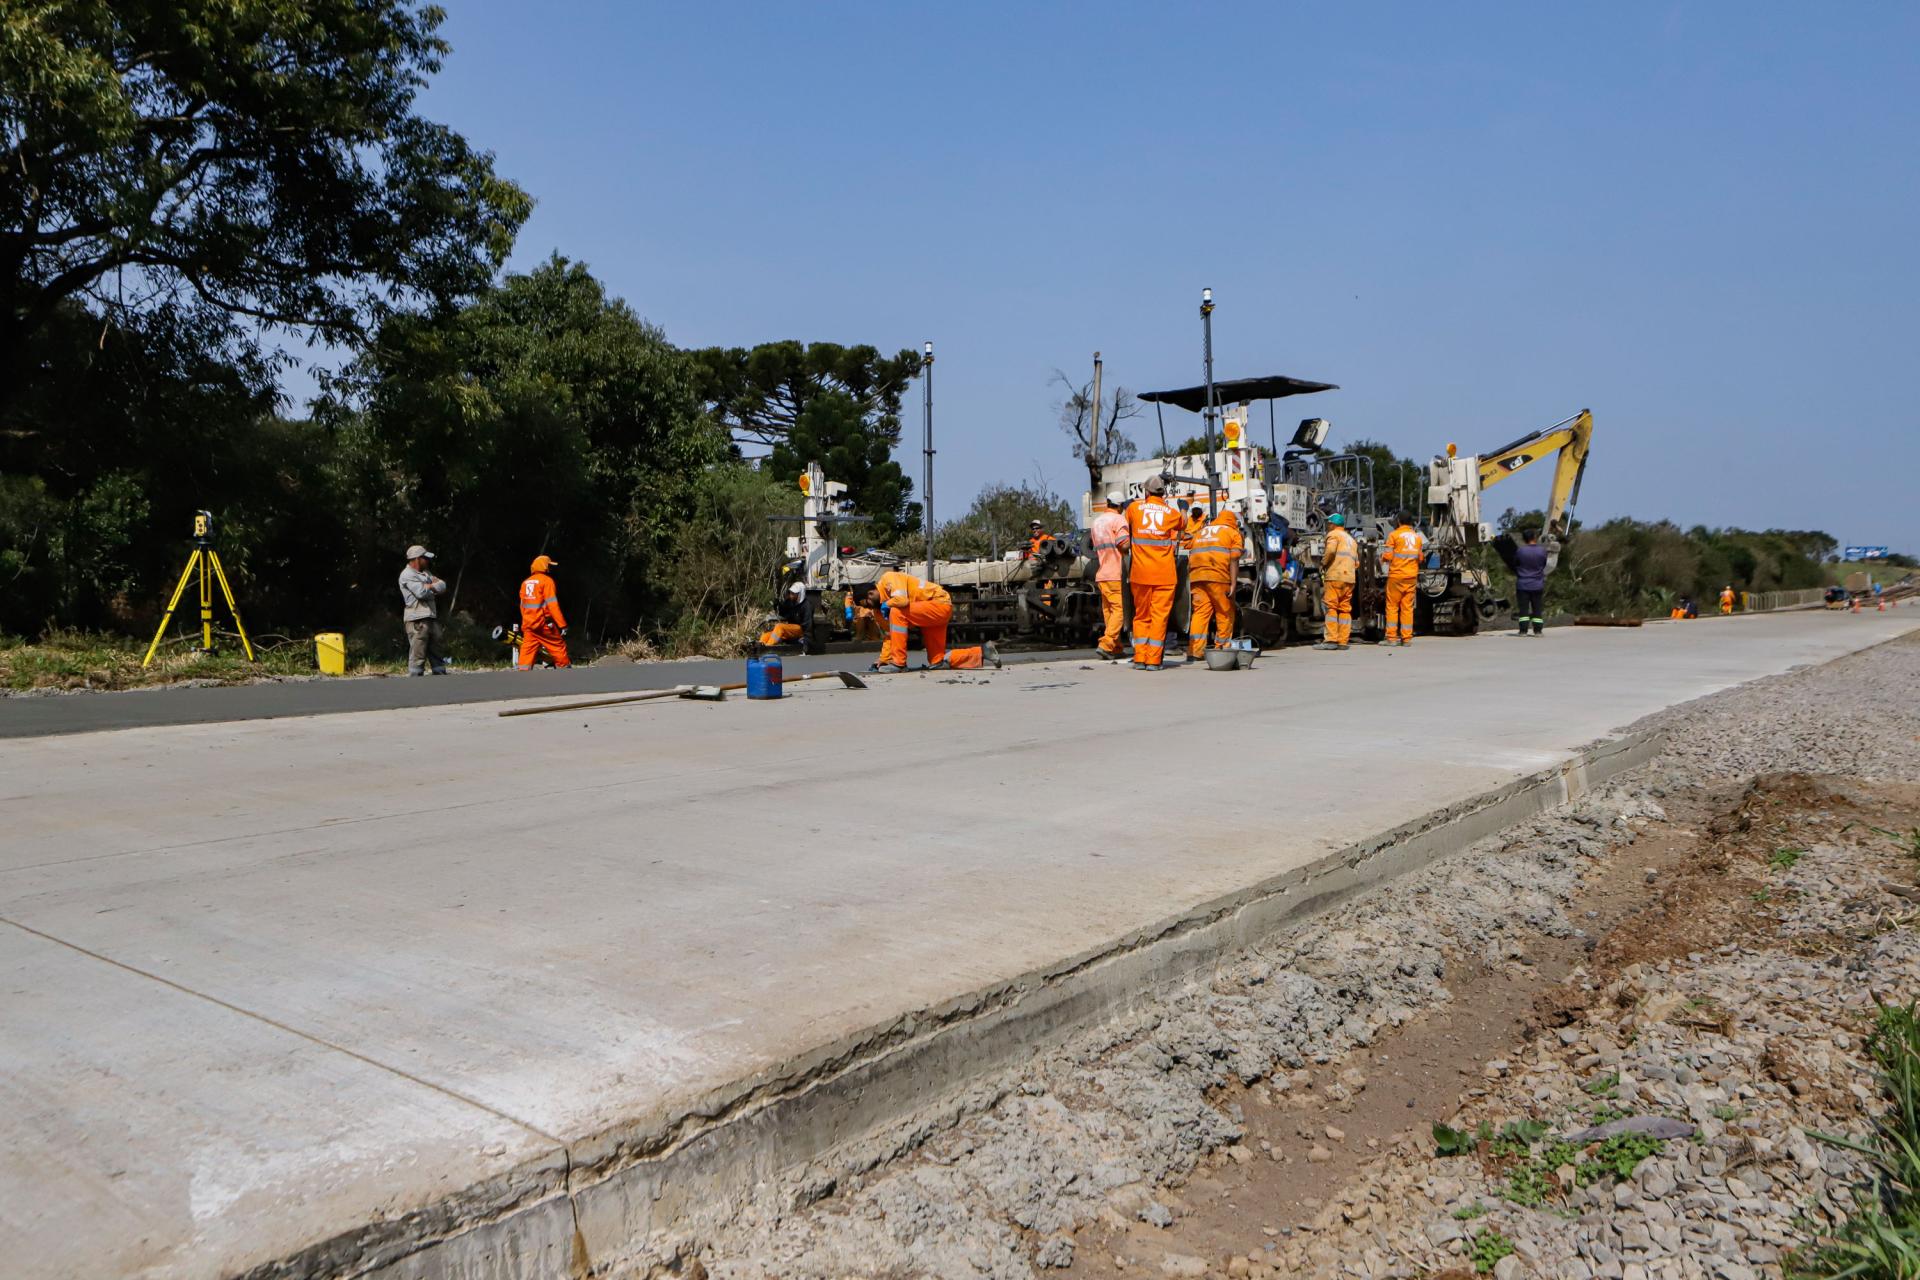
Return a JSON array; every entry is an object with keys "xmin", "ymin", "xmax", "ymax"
[
  {"xmin": 1090, "ymin": 491, "xmax": 1130, "ymax": 660},
  {"xmin": 1315, "ymin": 514, "xmax": 1357, "ymax": 652},
  {"xmin": 1186, "ymin": 507, "xmax": 1242, "ymax": 659},
  {"xmin": 517, "ymin": 555, "xmax": 570, "ymax": 668},
  {"xmin": 1124, "ymin": 475, "xmax": 1183, "ymax": 669},
  {"xmin": 860, "ymin": 572, "xmax": 998, "ymax": 672},
  {"xmin": 1380, "ymin": 512, "xmax": 1425, "ymax": 646},
  {"xmin": 1720, "ymin": 585, "xmax": 1736, "ymax": 614}
]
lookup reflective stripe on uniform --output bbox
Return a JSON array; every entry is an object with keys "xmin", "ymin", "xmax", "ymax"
[
  {"xmin": 1138, "ymin": 638, "xmax": 1163, "ymax": 650},
  {"xmin": 1132, "ymin": 536, "xmax": 1177, "ymax": 547}
]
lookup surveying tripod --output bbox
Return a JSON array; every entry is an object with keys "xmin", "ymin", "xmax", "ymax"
[{"xmin": 141, "ymin": 511, "xmax": 256, "ymax": 668}]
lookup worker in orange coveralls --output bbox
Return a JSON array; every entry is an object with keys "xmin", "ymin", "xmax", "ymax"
[
  {"xmin": 845, "ymin": 590, "xmax": 883, "ymax": 642},
  {"xmin": 517, "ymin": 555, "xmax": 570, "ymax": 668},
  {"xmin": 1185, "ymin": 508, "xmax": 1242, "ymax": 659},
  {"xmin": 1089, "ymin": 491, "xmax": 1130, "ymax": 660},
  {"xmin": 1379, "ymin": 512, "xmax": 1427, "ymax": 647},
  {"xmin": 1314, "ymin": 515, "xmax": 1357, "ymax": 652},
  {"xmin": 1123, "ymin": 474, "xmax": 1183, "ymax": 669},
  {"xmin": 858, "ymin": 572, "xmax": 996, "ymax": 671},
  {"xmin": 1720, "ymin": 585, "xmax": 1736, "ymax": 614}
]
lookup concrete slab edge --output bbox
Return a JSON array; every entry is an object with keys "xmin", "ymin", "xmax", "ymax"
[{"xmin": 299, "ymin": 726, "xmax": 1661, "ymax": 1280}]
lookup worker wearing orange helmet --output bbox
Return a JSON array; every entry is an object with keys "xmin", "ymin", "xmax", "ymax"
[
  {"xmin": 1379, "ymin": 511, "xmax": 1427, "ymax": 646},
  {"xmin": 1123, "ymin": 474, "xmax": 1183, "ymax": 669},
  {"xmin": 1314, "ymin": 514, "xmax": 1357, "ymax": 651},
  {"xmin": 517, "ymin": 555, "xmax": 570, "ymax": 668},
  {"xmin": 1185, "ymin": 507, "xmax": 1243, "ymax": 659},
  {"xmin": 1089, "ymin": 491, "xmax": 1130, "ymax": 660}
]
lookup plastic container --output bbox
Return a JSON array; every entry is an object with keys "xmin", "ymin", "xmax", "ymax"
[
  {"xmin": 746, "ymin": 652, "xmax": 784, "ymax": 699},
  {"xmin": 314, "ymin": 632, "xmax": 346, "ymax": 676}
]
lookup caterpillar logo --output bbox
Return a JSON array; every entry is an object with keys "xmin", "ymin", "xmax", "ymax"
[{"xmin": 1499, "ymin": 453, "xmax": 1535, "ymax": 472}]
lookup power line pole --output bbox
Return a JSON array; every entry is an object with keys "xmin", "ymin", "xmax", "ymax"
[
  {"xmin": 922, "ymin": 340, "xmax": 934, "ymax": 579},
  {"xmin": 1087, "ymin": 351, "xmax": 1104, "ymax": 498},
  {"xmin": 1199, "ymin": 287, "xmax": 1220, "ymax": 517}
]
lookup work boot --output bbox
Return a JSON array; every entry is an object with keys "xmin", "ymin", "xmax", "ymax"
[
  {"xmin": 1397, "ymin": 639, "xmax": 1410, "ymax": 647},
  {"xmin": 1533, "ymin": 623, "xmax": 1545, "ymax": 636},
  {"xmin": 1335, "ymin": 644, "xmax": 1351, "ymax": 652},
  {"xmin": 1130, "ymin": 660, "xmax": 1149, "ymax": 670},
  {"xmin": 983, "ymin": 641, "xmax": 1002, "ymax": 669},
  {"xmin": 1096, "ymin": 648, "xmax": 1120, "ymax": 661},
  {"xmin": 870, "ymin": 662, "xmax": 905, "ymax": 674}
]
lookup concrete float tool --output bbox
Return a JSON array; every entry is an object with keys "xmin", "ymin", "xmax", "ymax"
[{"xmin": 495, "ymin": 670, "xmax": 867, "ymax": 718}]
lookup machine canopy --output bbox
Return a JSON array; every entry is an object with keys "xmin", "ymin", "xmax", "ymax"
[{"xmin": 1137, "ymin": 375, "xmax": 1339, "ymax": 412}]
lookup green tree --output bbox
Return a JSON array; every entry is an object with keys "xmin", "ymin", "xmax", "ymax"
[
  {"xmin": 929, "ymin": 480, "xmax": 1074, "ymax": 560},
  {"xmin": 693, "ymin": 340, "xmax": 922, "ymax": 537},
  {"xmin": 0, "ymin": 0, "xmax": 531, "ymax": 407}
]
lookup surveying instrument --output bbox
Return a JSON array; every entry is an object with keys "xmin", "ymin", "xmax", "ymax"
[{"xmin": 141, "ymin": 510, "xmax": 256, "ymax": 668}]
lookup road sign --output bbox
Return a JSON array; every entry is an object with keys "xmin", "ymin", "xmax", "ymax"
[{"xmin": 1843, "ymin": 546, "xmax": 1889, "ymax": 560}]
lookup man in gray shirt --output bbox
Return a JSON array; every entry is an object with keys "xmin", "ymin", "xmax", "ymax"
[{"xmin": 399, "ymin": 545, "xmax": 450, "ymax": 675}]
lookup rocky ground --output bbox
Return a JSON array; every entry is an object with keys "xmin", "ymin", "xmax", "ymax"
[{"xmin": 683, "ymin": 634, "xmax": 1920, "ymax": 1280}]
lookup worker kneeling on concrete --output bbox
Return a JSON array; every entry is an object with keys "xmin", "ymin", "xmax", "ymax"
[
  {"xmin": 1124, "ymin": 474, "xmax": 1182, "ymax": 669},
  {"xmin": 1315, "ymin": 514, "xmax": 1357, "ymax": 651},
  {"xmin": 860, "ymin": 571, "xmax": 997, "ymax": 672},
  {"xmin": 1186, "ymin": 507, "xmax": 1242, "ymax": 659},
  {"xmin": 517, "ymin": 555, "xmax": 570, "ymax": 668},
  {"xmin": 1380, "ymin": 511, "xmax": 1425, "ymax": 647}
]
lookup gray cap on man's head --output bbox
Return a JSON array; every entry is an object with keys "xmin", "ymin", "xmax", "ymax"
[
  {"xmin": 405, "ymin": 544, "xmax": 433, "ymax": 560},
  {"xmin": 1144, "ymin": 474, "xmax": 1167, "ymax": 495}
]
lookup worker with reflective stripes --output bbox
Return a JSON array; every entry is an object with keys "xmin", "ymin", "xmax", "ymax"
[
  {"xmin": 1185, "ymin": 507, "xmax": 1242, "ymax": 659},
  {"xmin": 517, "ymin": 555, "xmax": 570, "ymax": 668},
  {"xmin": 1089, "ymin": 491, "xmax": 1130, "ymax": 660},
  {"xmin": 1380, "ymin": 513, "xmax": 1426, "ymax": 646},
  {"xmin": 1720, "ymin": 585, "xmax": 1736, "ymax": 614},
  {"xmin": 1315, "ymin": 514, "xmax": 1357, "ymax": 651},
  {"xmin": 1123, "ymin": 474, "xmax": 1182, "ymax": 669}
]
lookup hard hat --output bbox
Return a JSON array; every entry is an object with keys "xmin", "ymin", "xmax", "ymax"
[
  {"xmin": 405, "ymin": 544, "xmax": 433, "ymax": 560},
  {"xmin": 531, "ymin": 555, "xmax": 557, "ymax": 573},
  {"xmin": 1105, "ymin": 490, "xmax": 1124, "ymax": 508},
  {"xmin": 1029, "ymin": 519, "xmax": 1043, "ymax": 528},
  {"xmin": 1145, "ymin": 474, "xmax": 1168, "ymax": 495},
  {"xmin": 1327, "ymin": 514, "xmax": 1345, "ymax": 527}
]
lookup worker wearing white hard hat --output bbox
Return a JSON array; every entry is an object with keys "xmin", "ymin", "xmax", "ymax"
[{"xmin": 1089, "ymin": 491, "xmax": 1131, "ymax": 659}]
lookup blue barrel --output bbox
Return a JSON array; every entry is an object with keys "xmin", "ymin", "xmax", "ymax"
[{"xmin": 746, "ymin": 653, "xmax": 784, "ymax": 699}]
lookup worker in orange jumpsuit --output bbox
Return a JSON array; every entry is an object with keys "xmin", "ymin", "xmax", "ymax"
[
  {"xmin": 860, "ymin": 571, "xmax": 996, "ymax": 671},
  {"xmin": 1314, "ymin": 514, "xmax": 1357, "ymax": 651},
  {"xmin": 1124, "ymin": 474, "xmax": 1182, "ymax": 669},
  {"xmin": 1379, "ymin": 513, "xmax": 1427, "ymax": 646},
  {"xmin": 758, "ymin": 621, "xmax": 804, "ymax": 647},
  {"xmin": 517, "ymin": 555, "xmax": 570, "ymax": 668},
  {"xmin": 1089, "ymin": 491, "xmax": 1130, "ymax": 660},
  {"xmin": 1719, "ymin": 585, "xmax": 1736, "ymax": 614},
  {"xmin": 845, "ymin": 590, "xmax": 883, "ymax": 642},
  {"xmin": 1186, "ymin": 507, "xmax": 1243, "ymax": 658},
  {"xmin": 1022, "ymin": 519, "xmax": 1053, "ymax": 559}
]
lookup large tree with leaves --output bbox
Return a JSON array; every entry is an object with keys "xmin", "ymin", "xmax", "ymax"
[
  {"xmin": 692, "ymin": 340, "xmax": 922, "ymax": 538},
  {"xmin": 0, "ymin": 0, "xmax": 530, "ymax": 412}
]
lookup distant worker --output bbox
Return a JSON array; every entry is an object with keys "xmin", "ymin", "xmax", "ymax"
[
  {"xmin": 1719, "ymin": 585, "xmax": 1736, "ymax": 615},
  {"xmin": 399, "ymin": 544, "xmax": 449, "ymax": 676},
  {"xmin": 1682, "ymin": 596, "xmax": 1699, "ymax": 620},
  {"xmin": 846, "ymin": 589, "xmax": 883, "ymax": 642},
  {"xmin": 1379, "ymin": 511, "xmax": 1427, "ymax": 646},
  {"xmin": 1512, "ymin": 528, "xmax": 1549, "ymax": 637},
  {"xmin": 1022, "ymin": 519, "xmax": 1051, "ymax": 560},
  {"xmin": 1182, "ymin": 501, "xmax": 1207, "ymax": 548},
  {"xmin": 1090, "ymin": 491, "xmax": 1131, "ymax": 660},
  {"xmin": 517, "ymin": 555, "xmax": 570, "ymax": 668},
  {"xmin": 858, "ymin": 572, "xmax": 997, "ymax": 671},
  {"xmin": 1123, "ymin": 475, "xmax": 1183, "ymax": 669},
  {"xmin": 1314, "ymin": 515, "xmax": 1356, "ymax": 652},
  {"xmin": 1186, "ymin": 508, "xmax": 1243, "ymax": 659}
]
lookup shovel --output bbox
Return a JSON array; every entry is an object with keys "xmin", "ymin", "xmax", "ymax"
[
  {"xmin": 497, "ymin": 670, "xmax": 867, "ymax": 718},
  {"xmin": 678, "ymin": 669, "xmax": 869, "ymax": 702}
]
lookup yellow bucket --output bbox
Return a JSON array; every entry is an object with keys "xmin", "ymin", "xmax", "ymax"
[{"xmin": 315, "ymin": 632, "xmax": 346, "ymax": 676}]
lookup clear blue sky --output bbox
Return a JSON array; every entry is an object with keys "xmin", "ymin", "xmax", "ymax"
[{"xmin": 392, "ymin": 2, "xmax": 1918, "ymax": 552}]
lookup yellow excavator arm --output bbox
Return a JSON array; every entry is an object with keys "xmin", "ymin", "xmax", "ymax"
[{"xmin": 1475, "ymin": 409, "xmax": 1594, "ymax": 540}]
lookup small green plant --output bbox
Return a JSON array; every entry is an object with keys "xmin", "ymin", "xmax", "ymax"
[
  {"xmin": 1752, "ymin": 886, "xmax": 1773, "ymax": 904},
  {"xmin": 1588, "ymin": 1106, "xmax": 1628, "ymax": 1125},
  {"xmin": 1489, "ymin": 1118, "xmax": 1549, "ymax": 1158},
  {"xmin": 1452, "ymin": 1201, "xmax": 1489, "ymax": 1220},
  {"xmin": 1469, "ymin": 1228, "xmax": 1516, "ymax": 1274},
  {"xmin": 1770, "ymin": 847, "xmax": 1805, "ymax": 871},
  {"xmin": 1582, "ymin": 1071, "xmax": 1621, "ymax": 1098},
  {"xmin": 1577, "ymin": 1132, "xmax": 1666, "ymax": 1185},
  {"xmin": 1501, "ymin": 1140, "xmax": 1582, "ymax": 1208},
  {"xmin": 1713, "ymin": 1104, "xmax": 1746, "ymax": 1122},
  {"xmin": 1867, "ymin": 824, "xmax": 1920, "ymax": 862},
  {"xmin": 1434, "ymin": 1121, "xmax": 1480, "ymax": 1157}
]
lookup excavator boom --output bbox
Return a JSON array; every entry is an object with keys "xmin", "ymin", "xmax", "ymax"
[{"xmin": 1475, "ymin": 408, "xmax": 1594, "ymax": 540}]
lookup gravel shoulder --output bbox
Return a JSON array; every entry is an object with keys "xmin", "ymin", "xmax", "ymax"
[{"xmin": 676, "ymin": 633, "xmax": 1920, "ymax": 1280}]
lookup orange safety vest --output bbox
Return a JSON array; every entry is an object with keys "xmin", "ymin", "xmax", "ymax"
[
  {"xmin": 1720, "ymin": 589, "xmax": 1735, "ymax": 608},
  {"xmin": 873, "ymin": 570, "xmax": 950, "ymax": 609},
  {"xmin": 1124, "ymin": 497, "xmax": 1184, "ymax": 586},
  {"xmin": 1187, "ymin": 515, "xmax": 1244, "ymax": 584},
  {"xmin": 1382, "ymin": 525, "xmax": 1426, "ymax": 579},
  {"xmin": 518, "ymin": 571, "xmax": 566, "ymax": 630},
  {"xmin": 1024, "ymin": 530, "xmax": 1050, "ymax": 559},
  {"xmin": 1322, "ymin": 527, "xmax": 1358, "ymax": 584}
]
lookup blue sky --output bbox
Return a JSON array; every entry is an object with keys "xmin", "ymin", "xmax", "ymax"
[{"xmin": 390, "ymin": 2, "xmax": 1917, "ymax": 552}]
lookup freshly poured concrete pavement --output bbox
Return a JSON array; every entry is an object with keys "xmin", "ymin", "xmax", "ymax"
[{"xmin": 2, "ymin": 611, "xmax": 1913, "ymax": 1278}]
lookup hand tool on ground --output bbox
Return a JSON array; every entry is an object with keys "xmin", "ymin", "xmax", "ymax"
[
  {"xmin": 678, "ymin": 669, "xmax": 868, "ymax": 701},
  {"xmin": 496, "ymin": 684, "xmax": 695, "ymax": 718}
]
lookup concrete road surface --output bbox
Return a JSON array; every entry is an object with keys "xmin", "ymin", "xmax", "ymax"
[{"xmin": 2, "ymin": 611, "xmax": 1914, "ymax": 1279}]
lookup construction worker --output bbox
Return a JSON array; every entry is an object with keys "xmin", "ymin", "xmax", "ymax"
[
  {"xmin": 1512, "ymin": 528, "xmax": 1549, "ymax": 636},
  {"xmin": 1719, "ymin": 585, "xmax": 1736, "ymax": 615},
  {"xmin": 1314, "ymin": 515, "xmax": 1357, "ymax": 651},
  {"xmin": 859, "ymin": 572, "xmax": 997, "ymax": 671},
  {"xmin": 758, "ymin": 621, "xmax": 804, "ymax": 647},
  {"xmin": 516, "ymin": 555, "xmax": 570, "ymax": 669},
  {"xmin": 1186, "ymin": 507, "xmax": 1242, "ymax": 659},
  {"xmin": 1379, "ymin": 511, "xmax": 1426, "ymax": 646},
  {"xmin": 1123, "ymin": 475, "xmax": 1183, "ymax": 669},
  {"xmin": 1090, "ymin": 491, "xmax": 1130, "ymax": 660},
  {"xmin": 399, "ymin": 545, "xmax": 449, "ymax": 676},
  {"xmin": 1022, "ymin": 519, "xmax": 1052, "ymax": 560},
  {"xmin": 1182, "ymin": 501, "xmax": 1207, "ymax": 547},
  {"xmin": 845, "ymin": 589, "xmax": 883, "ymax": 642}
]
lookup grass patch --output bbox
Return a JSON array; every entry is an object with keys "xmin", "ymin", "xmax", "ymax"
[
  {"xmin": 1469, "ymin": 1227, "xmax": 1516, "ymax": 1274},
  {"xmin": 0, "ymin": 629, "xmax": 404, "ymax": 691},
  {"xmin": 1582, "ymin": 1071, "xmax": 1622, "ymax": 1099},
  {"xmin": 1771, "ymin": 847, "xmax": 1806, "ymax": 871},
  {"xmin": 1452, "ymin": 1201, "xmax": 1489, "ymax": 1220},
  {"xmin": 1794, "ymin": 998, "xmax": 1920, "ymax": 1278},
  {"xmin": 1577, "ymin": 1132, "xmax": 1666, "ymax": 1185}
]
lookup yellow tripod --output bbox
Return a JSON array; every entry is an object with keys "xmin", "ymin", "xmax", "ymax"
[{"xmin": 141, "ymin": 511, "xmax": 256, "ymax": 668}]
